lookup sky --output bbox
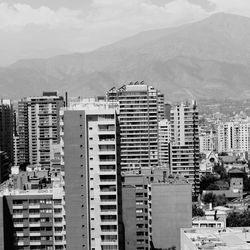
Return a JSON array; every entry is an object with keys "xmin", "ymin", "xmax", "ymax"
[{"xmin": 1, "ymin": 0, "xmax": 250, "ymax": 66}]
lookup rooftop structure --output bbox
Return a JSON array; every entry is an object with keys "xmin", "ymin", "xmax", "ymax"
[{"xmin": 181, "ymin": 227, "xmax": 250, "ymax": 250}]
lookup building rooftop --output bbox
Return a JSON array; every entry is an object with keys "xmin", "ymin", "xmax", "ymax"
[{"xmin": 182, "ymin": 227, "xmax": 250, "ymax": 250}]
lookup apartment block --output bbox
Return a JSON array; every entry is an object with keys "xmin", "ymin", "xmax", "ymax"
[
  {"xmin": 0, "ymin": 170, "xmax": 66, "ymax": 250},
  {"xmin": 122, "ymin": 168, "xmax": 192, "ymax": 250},
  {"xmin": 18, "ymin": 92, "xmax": 64, "ymax": 168},
  {"xmin": 158, "ymin": 119, "xmax": 171, "ymax": 165},
  {"xmin": 0, "ymin": 99, "xmax": 13, "ymax": 163},
  {"xmin": 199, "ymin": 129, "xmax": 216, "ymax": 153},
  {"xmin": 107, "ymin": 82, "xmax": 164, "ymax": 170},
  {"xmin": 170, "ymin": 101, "xmax": 200, "ymax": 197},
  {"xmin": 63, "ymin": 101, "xmax": 121, "ymax": 250},
  {"xmin": 217, "ymin": 121, "xmax": 250, "ymax": 153}
]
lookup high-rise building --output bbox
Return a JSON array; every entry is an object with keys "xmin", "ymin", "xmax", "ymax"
[
  {"xmin": 18, "ymin": 92, "xmax": 64, "ymax": 168},
  {"xmin": 107, "ymin": 82, "xmax": 164, "ymax": 170},
  {"xmin": 63, "ymin": 101, "xmax": 121, "ymax": 250},
  {"xmin": 0, "ymin": 99, "xmax": 13, "ymax": 163},
  {"xmin": 170, "ymin": 101, "xmax": 200, "ymax": 197},
  {"xmin": 158, "ymin": 119, "xmax": 171, "ymax": 165},
  {"xmin": 0, "ymin": 167, "xmax": 66, "ymax": 249}
]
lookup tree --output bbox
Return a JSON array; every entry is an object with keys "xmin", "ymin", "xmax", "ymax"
[
  {"xmin": 200, "ymin": 174, "xmax": 218, "ymax": 192},
  {"xmin": 213, "ymin": 163, "xmax": 228, "ymax": 180},
  {"xmin": 214, "ymin": 194, "xmax": 227, "ymax": 206},
  {"xmin": 202, "ymin": 192, "xmax": 216, "ymax": 204},
  {"xmin": 227, "ymin": 210, "xmax": 250, "ymax": 227},
  {"xmin": 202, "ymin": 193, "xmax": 227, "ymax": 206},
  {"xmin": 192, "ymin": 204, "xmax": 205, "ymax": 217},
  {"xmin": 206, "ymin": 183, "xmax": 220, "ymax": 190}
]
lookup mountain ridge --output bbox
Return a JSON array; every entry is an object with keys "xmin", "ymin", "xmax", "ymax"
[{"xmin": 2, "ymin": 12, "xmax": 250, "ymax": 100}]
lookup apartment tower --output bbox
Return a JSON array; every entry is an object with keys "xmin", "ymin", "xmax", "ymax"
[
  {"xmin": 18, "ymin": 92, "xmax": 64, "ymax": 168},
  {"xmin": 63, "ymin": 101, "xmax": 121, "ymax": 250},
  {"xmin": 0, "ymin": 99, "xmax": 13, "ymax": 163},
  {"xmin": 107, "ymin": 82, "xmax": 164, "ymax": 170},
  {"xmin": 170, "ymin": 101, "xmax": 200, "ymax": 198}
]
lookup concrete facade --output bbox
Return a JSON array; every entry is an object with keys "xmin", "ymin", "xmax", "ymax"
[
  {"xmin": 170, "ymin": 102, "xmax": 200, "ymax": 197},
  {"xmin": 63, "ymin": 101, "xmax": 120, "ymax": 250},
  {"xmin": 150, "ymin": 183, "xmax": 192, "ymax": 250}
]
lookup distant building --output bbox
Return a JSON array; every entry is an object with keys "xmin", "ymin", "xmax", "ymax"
[
  {"xmin": 122, "ymin": 168, "xmax": 192, "ymax": 250},
  {"xmin": 158, "ymin": 119, "xmax": 171, "ymax": 165},
  {"xmin": 18, "ymin": 92, "xmax": 64, "ymax": 168},
  {"xmin": 0, "ymin": 99, "xmax": 13, "ymax": 163},
  {"xmin": 106, "ymin": 82, "xmax": 165, "ymax": 170},
  {"xmin": 181, "ymin": 227, "xmax": 250, "ymax": 250},
  {"xmin": 63, "ymin": 100, "xmax": 122, "ymax": 250},
  {"xmin": 217, "ymin": 120, "xmax": 250, "ymax": 154},
  {"xmin": 170, "ymin": 101, "xmax": 200, "ymax": 197},
  {"xmin": 199, "ymin": 128, "xmax": 216, "ymax": 153}
]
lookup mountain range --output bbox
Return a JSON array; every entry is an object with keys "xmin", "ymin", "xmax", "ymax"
[{"xmin": 1, "ymin": 12, "xmax": 250, "ymax": 101}]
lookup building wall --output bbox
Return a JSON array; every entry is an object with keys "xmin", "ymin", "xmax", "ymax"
[
  {"xmin": 150, "ymin": 183, "xmax": 192, "ymax": 250},
  {"xmin": 122, "ymin": 174, "xmax": 150, "ymax": 250},
  {"xmin": 64, "ymin": 110, "xmax": 89, "ymax": 250},
  {"xmin": 0, "ymin": 196, "xmax": 4, "ymax": 250},
  {"xmin": 122, "ymin": 186, "xmax": 137, "ymax": 250},
  {"xmin": 64, "ymin": 105, "xmax": 120, "ymax": 250}
]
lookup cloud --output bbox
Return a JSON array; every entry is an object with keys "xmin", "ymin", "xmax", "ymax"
[
  {"xmin": 2, "ymin": 0, "xmax": 250, "ymax": 65},
  {"xmin": 0, "ymin": 2, "xmax": 82, "ymax": 30},
  {"xmin": 208, "ymin": 0, "xmax": 250, "ymax": 17}
]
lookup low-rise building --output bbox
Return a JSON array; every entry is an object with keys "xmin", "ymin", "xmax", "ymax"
[{"xmin": 181, "ymin": 227, "xmax": 250, "ymax": 250}]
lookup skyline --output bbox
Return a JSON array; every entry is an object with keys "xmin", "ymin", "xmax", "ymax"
[{"xmin": 1, "ymin": 0, "xmax": 250, "ymax": 66}]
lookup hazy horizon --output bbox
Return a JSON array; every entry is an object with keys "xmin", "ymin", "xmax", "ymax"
[{"xmin": 2, "ymin": 0, "xmax": 250, "ymax": 66}]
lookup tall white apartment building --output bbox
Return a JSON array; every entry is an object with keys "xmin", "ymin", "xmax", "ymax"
[
  {"xmin": 18, "ymin": 92, "xmax": 64, "ymax": 168},
  {"xmin": 63, "ymin": 100, "xmax": 121, "ymax": 250},
  {"xmin": 170, "ymin": 101, "xmax": 200, "ymax": 197},
  {"xmin": 107, "ymin": 81, "xmax": 165, "ymax": 170},
  {"xmin": 158, "ymin": 119, "xmax": 171, "ymax": 165},
  {"xmin": 217, "ymin": 121, "xmax": 250, "ymax": 153},
  {"xmin": 199, "ymin": 129, "xmax": 216, "ymax": 153}
]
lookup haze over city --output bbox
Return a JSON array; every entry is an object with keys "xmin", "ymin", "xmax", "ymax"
[{"xmin": 2, "ymin": 1, "xmax": 250, "ymax": 250}]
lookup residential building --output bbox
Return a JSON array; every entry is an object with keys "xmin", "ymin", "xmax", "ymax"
[
  {"xmin": 199, "ymin": 128, "xmax": 216, "ymax": 153},
  {"xmin": 18, "ymin": 92, "xmax": 64, "ymax": 168},
  {"xmin": 63, "ymin": 100, "xmax": 121, "ymax": 250},
  {"xmin": 170, "ymin": 101, "xmax": 200, "ymax": 197},
  {"xmin": 181, "ymin": 227, "xmax": 250, "ymax": 250},
  {"xmin": 106, "ymin": 82, "xmax": 164, "ymax": 170},
  {"xmin": 217, "ymin": 120, "xmax": 250, "ymax": 154},
  {"xmin": 122, "ymin": 168, "xmax": 192, "ymax": 250},
  {"xmin": 158, "ymin": 119, "xmax": 171, "ymax": 165},
  {"xmin": 0, "ymin": 99, "xmax": 13, "ymax": 163},
  {"xmin": 0, "ymin": 168, "xmax": 66, "ymax": 250}
]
